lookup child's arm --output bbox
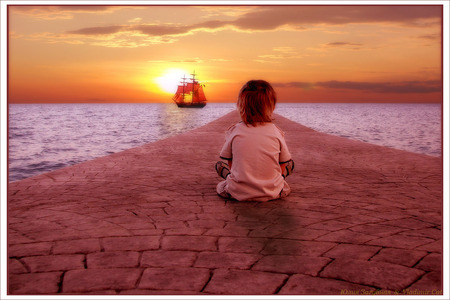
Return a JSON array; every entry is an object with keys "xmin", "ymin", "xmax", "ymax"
[{"xmin": 280, "ymin": 159, "xmax": 294, "ymax": 178}]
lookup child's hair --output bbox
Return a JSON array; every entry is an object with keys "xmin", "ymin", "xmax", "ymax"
[{"xmin": 237, "ymin": 80, "xmax": 277, "ymax": 126}]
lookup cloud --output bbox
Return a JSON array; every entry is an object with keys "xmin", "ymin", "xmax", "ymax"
[
  {"xmin": 274, "ymin": 82, "xmax": 315, "ymax": 90},
  {"xmin": 256, "ymin": 47, "xmax": 303, "ymax": 63},
  {"xmin": 67, "ymin": 26, "xmax": 124, "ymax": 35},
  {"xmin": 416, "ymin": 33, "xmax": 441, "ymax": 40},
  {"xmin": 325, "ymin": 42, "xmax": 364, "ymax": 47},
  {"xmin": 129, "ymin": 17, "xmax": 143, "ymax": 23},
  {"xmin": 321, "ymin": 41, "xmax": 366, "ymax": 50},
  {"xmin": 275, "ymin": 80, "xmax": 442, "ymax": 94},
  {"xmin": 230, "ymin": 6, "xmax": 441, "ymax": 31},
  {"xmin": 10, "ymin": 6, "xmax": 125, "ymax": 20}
]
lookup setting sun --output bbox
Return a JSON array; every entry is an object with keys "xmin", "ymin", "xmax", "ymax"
[{"xmin": 155, "ymin": 69, "xmax": 190, "ymax": 94}]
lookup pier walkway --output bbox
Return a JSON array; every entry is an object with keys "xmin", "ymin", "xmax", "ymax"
[{"xmin": 7, "ymin": 112, "xmax": 443, "ymax": 296}]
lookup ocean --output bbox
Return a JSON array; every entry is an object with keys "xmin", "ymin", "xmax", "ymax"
[{"xmin": 8, "ymin": 103, "xmax": 441, "ymax": 182}]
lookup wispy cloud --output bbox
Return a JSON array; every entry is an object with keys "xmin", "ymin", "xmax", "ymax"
[
  {"xmin": 416, "ymin": 33, "xmax": 441, "ymax": 40},
  {"xmin": 322, "ymin": 41, "xmax": 366, "ymax": 50},
  {"xmin": 325, "ymin": 42, "xmax": 364, "ymax": 47},
  {"xmin": 10, "ymin": 5, "xmax": 127, "ymax": 20},
  {"xmin": 274, "ymin": 80, "xmax": 442, "ymax": 94},
  {"xmin": 255, "ymin": 47, "xmax": 303, "ymax": 63}
]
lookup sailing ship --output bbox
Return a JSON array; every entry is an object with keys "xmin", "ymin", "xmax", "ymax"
[{"xmin": 172, "ymin": 71, "xmax": 207, "ymax": 108}]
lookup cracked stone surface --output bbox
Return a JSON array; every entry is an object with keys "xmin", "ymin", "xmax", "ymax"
[{"xmin": 7, "ymin": 112, "xmax": 443, "ymax": 296}]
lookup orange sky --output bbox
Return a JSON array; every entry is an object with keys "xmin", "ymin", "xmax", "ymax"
[{"xmin": 7, "ymin": 4, "xmax": 443, "ymax": 103}]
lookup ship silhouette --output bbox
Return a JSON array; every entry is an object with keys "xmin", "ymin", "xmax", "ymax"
[{"xmin": 172, "ymin": 71, "xmax": 207, "ymax": 108}]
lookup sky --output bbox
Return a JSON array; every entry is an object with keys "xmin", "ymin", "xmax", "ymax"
[{"xmin": 7, "ymin": 3, "xmax": 444, "ymax": 103}]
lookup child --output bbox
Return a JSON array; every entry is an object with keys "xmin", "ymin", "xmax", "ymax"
[{"xmin": 215, "ymin": 80, "xmax": 294, "ymax": 201}]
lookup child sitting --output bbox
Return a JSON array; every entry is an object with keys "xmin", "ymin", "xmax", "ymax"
[{"xmin": 215, "ymin": 80, "xmax": 294, "ymax": 201}]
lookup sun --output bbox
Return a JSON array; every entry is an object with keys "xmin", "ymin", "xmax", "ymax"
[{"xmin": 154, "ymin": 68, "xmax": 190, "ymax": 94}]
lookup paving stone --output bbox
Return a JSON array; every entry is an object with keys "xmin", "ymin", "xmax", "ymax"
[
  {"xmin": 9, "ymin": 258, "xmax": 28, "ymax": 274},
  {"xmin": 24, "ymin": 229, "xmax": 87, "ymax": 242},
  {"xmin": 154, "ymin": 221, "xmax": 187, "ymax": 229},
  {"xmin": 9, "ymin": 272, "xmax": 62, "ymax": 294},
  {"xmin": 131, "ymin": 228, "xmax": 165, "ymax": 236},
  {"xmin": 7, "ymin": 232, "xmax": 34, "ymax": 244},
  {"xmin": 10, "ymin": 219, "xmax": 64, "ymax": 233},
  {"xmin": 204, "ymin": 227, "xmax": 249, "ymax": 237},
  {"xmin": 306, "ymin": 220, "xmax": 353, "ymax": 231},
  {"xmin": 370, "ymin": 248, "xmax": 427, "ymax": 267},
  {"xmin": 120, "ymin": 289, "xmax": 203, "ymax": 295},
  {"xmin": 323, "ymin": 244, "xmax": 381, "ymax": 260},
  {"xmin": 63, "ymin": 290, "xmax": 118, "ymax": 295},
  {"xmin": 63, "ymin": 268, "xmax": 141, "ymax": 293},
  {"xmin": 281, "ymin": 228, "xmax": 330, "ymax": 240},
  {"xmin": 138, "ymin": 267, "xmax": 210, "ymax": 291},
  {"xmin": 379, "ymin": 218, "xmax": 433, "ymax": 230},
  {"xmin": 79, "ymin": 227, "xmax": 135, "ymax": 239},
  {"xmin": 203, "ymin": 269, "xmax": 288, "ymax": 294},
  {"xmin": 365, "ymin": 235, "xmax": 435, "ymax": 249},
  {"xmin": 399, "ymin": 227, "xmax": 442, "ymax": 240},
  {"xmin": 196, "ymin": 212, "xmax": 236, "ymax": 221},
  {"xmin": 315, "ymin": 229, "xmax": 377, "ymax": 244},
  {"xmin": 321, "ymin": 258, "xmax": 425, "ymax": 290},
  {"xmin": 141, "ymin": 250, "xmax": 197, "ymax": 267},
  {"xmin": 9, "ymin": 242, "xmax": 53, "ymax": 257},
  {"xmin": 224, "ymin": 221, "xmax": 267, "ymax": 230},
  {"xmin": 165, "ymin": 228, "xmax": 206, "ymax": 236},
  {"xmin": 53, "ymin": 239, "xmax": 101, "ymax": 254},
  {"xmin": 349, "ymin": 223, "xmax": 405, "ymax": 237},
  {"xmin": 87, "ymin": 251, "xmax": 140, "ymax": 268},
  {"xmin": 21, "ymin": 254, "xmax": 85, "ymax": 272},
  {"xmin": 415, "ymin": 240, "xmax": 442, "ymax": 253},
  {"xmin": 218, "ymin": 237, "xmax": 267, "ymax": 254},
  {"xmin": 406, "ymin": 272, "xmax": 442, "ymax": 293},
  {"xmin": 336, "ymin": 214, "xmax": 383, "ymax": 224},
  {"xmin": 262, "ymin": 239, "xmax": 336, "ymax": 256},
  {"xmin": 252, "ymin": 255, "xmax": 331, "ymax": 276},
  {"xmin": 279, "ymin": 274, "xmax": 376, "ymax": 295},
  {"xmin": 194, "ymin": 252, "xmax": 260, "ymax": 269},
  {"xmin": 414, "ymin": 253, "xmax": 442, "ymax": 271},
  {"xmin": 245, "ymin": 226, "xmax": 287, "ymax": 238},
  {"xmin": 102, "ymin": 236, "xmax": 159, "ymax": 251},
  {"xmin": 188, "ymin": 219, "xmax": 226, "ymax": 229},
  {"xmin": 162, "ymin": 236, "xmax": 217, "ymax": 251}
]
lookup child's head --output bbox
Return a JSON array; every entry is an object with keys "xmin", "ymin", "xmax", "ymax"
[{"xmin": 237, "ymin": 80, "xmax": 277, "ymax": 126}]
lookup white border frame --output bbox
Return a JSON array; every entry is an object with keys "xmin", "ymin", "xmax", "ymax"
[{"xmin": 1, "ymin": 1, "xmax": 448, "ymax": 300}]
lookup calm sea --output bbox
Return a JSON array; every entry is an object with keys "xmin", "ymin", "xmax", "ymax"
[{"xmin": 8, "ymin": 103, "xmax": 441, "ymax": 182}]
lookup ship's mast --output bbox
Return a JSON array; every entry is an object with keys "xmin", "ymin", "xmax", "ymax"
[
  {"xmin": 191, "ymin": 71, "xmax": 196, "ymax": 103},
  {"xmin": 181, "ymin": 75, "xmax": 187, "ymax": 103}
]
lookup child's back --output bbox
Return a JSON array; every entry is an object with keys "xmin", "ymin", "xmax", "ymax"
[{"xmin": 215, "ymin": 80, "xmax": 294, "ymax": 202}]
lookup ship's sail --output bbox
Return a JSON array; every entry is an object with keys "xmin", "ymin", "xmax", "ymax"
[
  {"xmin": 173, "ymin": 85, "xmax": 185, "ymax": 102},
  {"xmin": 194, "ymin": 85, "xmax": 206, "ymax": 103}
]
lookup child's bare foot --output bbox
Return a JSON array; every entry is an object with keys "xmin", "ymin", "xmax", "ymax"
[{"xmin": 215, "ymin": 161, "xmax": 231, "ymax": 179}]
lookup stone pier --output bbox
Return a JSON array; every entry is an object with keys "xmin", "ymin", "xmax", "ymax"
[{"xmin": 7, "ymin": 111, "xmax": 443, "ymax": 296}]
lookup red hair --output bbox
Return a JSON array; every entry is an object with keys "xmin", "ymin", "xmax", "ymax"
[{"xmin": 237, "ymin": 80, "xmax": 277, "ymax": 126}]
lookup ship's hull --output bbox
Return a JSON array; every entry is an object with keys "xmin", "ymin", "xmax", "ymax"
[{"xmin": 176, "ymin": 102, "xmax": 207, "ymax": 108}]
